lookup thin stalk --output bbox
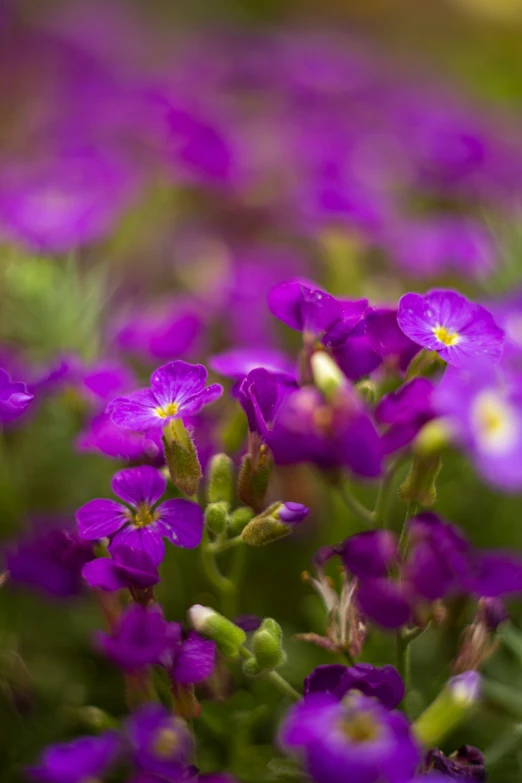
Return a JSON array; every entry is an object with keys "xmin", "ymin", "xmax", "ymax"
[
  {"xmin": 208, "ymin": 536, "xmax": 244, "ymax": 555},
  {"xmin": 223, "ymin": 542, "xmax": 247, "ymax": 619},
  {"xmin": 200, "ymin": 528, "xmax": 234, "ymax": 601},
  {"xmin": 337, "ymin": 480, "xmax": 374, "ymax": 527},
  {"xmin": 239, "ymin": 647, "xmax": 301, "ymax": 701}
]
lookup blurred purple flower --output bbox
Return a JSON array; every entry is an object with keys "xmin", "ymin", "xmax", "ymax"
[
  {"xmin": 97, "ymin": 604, "xmax": 167, "ymax": 670},
  {"xmin": 76, "ymin": 412, "xmax": 162, "ymax": 462},
  {"xmin": 0, "ymin": 367, "xmax": 33, "ymax": 421},
  {"xmin": 280, "ymin": 691, "xmax": 420, "ymax": 783},
  {"xmin": 364, "ymin": 309, "xmax": 421, "ymax": 373},
  {"xmin": 28, "ymin": 731, "xmax": 120, "ymax": 783},
  {"xmin": 114, "ymin": 304, "xmax": 204, "ymax": 363},
  {"xmin": 397, "ymin": 289, "xmax": 504, "ymax": 368},
  {"xmin": 210, "ymin": 347, "xmax": 296, "ymax": 384},
  {"xmin": 108, "ymin": 361, "xmax": 222, "ymax": 434},
  {"xmin": 424, "ymin": 744, "xmax": 486, "ymax": 781},
  {"xmin": 161, "ymin": 623, "xmax": 216, "ymax": 687},
  {"xmin": 375, "ymin": 378, "xmax": 434, "ymax": 454},
  {"xmin": 82, "ymin": 545, "xmax": 159, "ymax": 592},
  {"xmin": 76, "ymin": 466, "xmax": 203, "ymax": 564},
  {"xmin": 304, "ymin": 663, "xmax": 404, "ymax": 710},
  {"xmin": 125, "ymin": 703, "xmax": 193, "ymax": 781}
]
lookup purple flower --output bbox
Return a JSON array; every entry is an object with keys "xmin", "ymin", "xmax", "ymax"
[
  {"xmin": 0, "ymin": 367, "xmax": 33, "ymax": 421},
  {"xmin": 209, "ymin": 347, "xmax": 296, "ymax": 383},
  {"xmin": 434, "ymin": 365, "xmax": 522, "ymax": 489},
  {"xmin": 237, "ymin": 368, "xmax": 297, "ymax": 439},
  {"xmin": 364, "ymin": 309, "xmax": 421, "ymax": 374},
  {"xmin": 424, "ymin": 744, "xmax": 486, "ymax": 781},
  {"xmin": 108, "ymin": 361, "xmax": 222, "ymax": 433},
  {"xmin": 304, "ymin": 664, "xmax": 404, "ymax": 710},
  {"xmin": 375, "ymin": 378, "xmax": 434, "ymax": 454},
  {"xmin": 29, "ymin": 730, "xmax": 120, "ymax": 783},
  {"xmin": 97, "ymin": 604, "xmax": 167, "ymax": 670},
  {"xmin": 76, "ymin": 466, "xmax": 204, "ymax": 564},
  {"xmin": 277, "ymin": 502, "xmax": 309, "ymax": 524},
  {"xmin": 280, "ymin": 691, "xmax": 420, "ymax": 783},
  {"xmin": 397, "ymin": 289, "xmax": 504, "ymax": 368},
  {"xmin": 114, "ymin": 303, "xmax": 204, "ymax": 363},
  {"xmin": 82, "ymin": 546, "xmax": 160, "ymax": 592},
  {"xmin": 125, "ymin": 703, "xmax": 193, "ymax": 781},
  {"xmin": 7, "ymin": 522, "xmax": 95, "ymax": 599},
  {"xmin": 161, "ymin": 623, "xmax": 216, "ymax": 686},
  {"xmin": 76, "ymin": 412, "xmax": 162, "ymax": 462}
]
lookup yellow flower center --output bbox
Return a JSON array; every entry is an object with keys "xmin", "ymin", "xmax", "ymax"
[
  {"xmin": 471, "ymin": 390, "xmax": 517, "ymax": 455},
  {"xmin": 433, "ymin": 325, "xmax": 460, "ymax": 347},
  {"xmin": 337, "ymin": 712, "xmax": 381, "ymax": 744},
  {"xmin": 153, "ymin": 726, "xmax": 179, "ymax": 758},
  {"xmin": 133, "ymin": 503, "xmax": 157, "ymax": 528},
  {"xmin": 155, "ymin": 402, "xmax": 178, "ymax": 419}
]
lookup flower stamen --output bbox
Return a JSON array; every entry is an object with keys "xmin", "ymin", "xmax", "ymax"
[{"xmin": 433, "ymin": 325, "xmax": 459, "ymax": 347}]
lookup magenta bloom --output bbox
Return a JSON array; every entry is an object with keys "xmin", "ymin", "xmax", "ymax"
[
  {"xmin": 397, "ymin": 289, "xmax": 504, "ymax": 368},
  {"xmin": 304, "ymin": 664, "xmax": 404, "ymax": 710},
  {"xmin": 76, "ymin": 412, "xmax": 162, "ymax": 462},
  {"xmin": 125, "ymin": 703, "xmax": 193, "ymax": 781},
  {"xmin": 161, "ymin": 623, "xmax": 216, "ymax": 687},
  {"xmin": 82, "ymin": 546, "xmax": 159, "ymax": 592},
  {"xmin": 108, "ymin": 361, "xmax": 222, "ymax": 433},
  {"xmin": 375, "ymin": 378, "xmax": 434, "ymax": 454},
  {"xmin": 209, "ymin": 347, "xmax": 296, "ymax": 383},
  {"xmin": 28, "ymin": 730, "xmax": 120, "ymax": 783},
  {"xmin": 0, "ymin": 368, "xmax": 33, "ymax": 421},
  {"xmin": 280, "ymin": 691, "xmax": 420, "ymax": 783},
  {"xmin": 76, "ymin": 466, "xmax": 204, "ymax": 564},
  {"xmin": 97, "ymin": 604, "xmax": 168, "ymax": 670}
]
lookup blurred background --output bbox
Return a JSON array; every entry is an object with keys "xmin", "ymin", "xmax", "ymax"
[{"xmin": 2, "ymin": 0, "xmax": 522, "ymax": 781}]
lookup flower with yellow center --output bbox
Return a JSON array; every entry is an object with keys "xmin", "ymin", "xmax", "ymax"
[{"xmin": 433, "ymin": 325, "xmax": 460, "ymax": 347}]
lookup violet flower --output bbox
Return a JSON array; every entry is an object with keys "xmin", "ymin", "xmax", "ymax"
[
  {"xmin": 304, "ymin": 663, "xmax": 404, "ymax": 710},
  {"xmin": 82, "ymin": 545, "xmax": 160, "ymax": 592},
  {"xmin": 114, "ymin": 304, "xmax": 204, "ymax": 363},
  {"xmin": 375, "ymin": 378, "xmax": 434, "ymax": 454},
  {"xmin": 7, "ymin": 522, "xmax": 95, "ymax": 599},
  {"xmin": 28, "ymin": 730, "xmax": 120, "ymax": 783},
  {"xmin": 0, "ymin": 367, "xmax": 34, "ymax": 421},
  {"xmin": 364, "ymin": 308, "xmax": 421, "ymax": 374},
  {"xmin": 97, "ymin": 604, "xmax": 167, "ymax": 671},
  {"xmin": 424, "ymin": 744, "xmax": 486, "ymax": 781},
  {"xmin": 161, "ymin": 622, "xmax": 216, "ymax": 687},
  {"xmin": 209, "ymin": 347, "xmax": 296, "ymax": 384},
  {"xmin": 108, "ymin": 361, "xmax": 222, "ymax": 433},
  {"xmin": 280, "ymin": 691, "xmax": 420, "ymax": 783},
  {"xmin": 397, "ymin": 289, "xmax": 504, "ymax": 368},
  {"xmin": 125, "ymin": 703, "xmax": 194, "ymax": 781},
  {"xmin": 433, "ymin": 365, "xmax": 522, "ymax": 490},
  {"xmin": 76, "ymin": 412, "xmax": 163, "ymax": 462},
  {"xmin": 76, "ymin": 466, "xmax": 204, "ymax": 564}
]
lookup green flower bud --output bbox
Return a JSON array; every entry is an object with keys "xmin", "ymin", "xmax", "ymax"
[
  {"xmin": 237, "ymin": 447, "xmax": 273, "ymax": 512},
  {"xmin": 228, "ymin": 506, "xmax": 255, "ymax": 535},
  {"xmin": 311, "ymin": 351, "xmax": 345, "ymax": 401},
  {"xmin": 207, "ymin": 453, "xmax": 234, "ymax": 505},
  {"xmin": 414, "ymin": 671, "xmax": 480, "ymax": 747},
  {"xmin": 162, "ymin": 421, "xmax": 202, "ymax": 497},
  {"xmin": 241, "ymin": 502, "xmax": 309, "ymax": 546},
  {"xmin": 188, "ymin": 605, "xmax": 246, "ymax": 658},
  {"xmin": 252, "ymin": 618, "xmax": 286, "ymax": 672},
  {"xmin": 204, "ymin": 502, "xmax": 229, "ymax": 535},
  {"xmin": 414, "ymin": 419, "xmax": 452, "ymax": 457},
  {"xmin": 398, "ymin": 453, "xmax": 442, "ymax": 507}
]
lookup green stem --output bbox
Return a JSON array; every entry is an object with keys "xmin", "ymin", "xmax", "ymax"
[
  {"xmin": 239, "ymin": 647, "xmax": 301, "ymax": 701},
  {"xmin": 373, "ymin": 459, "xmax": 405, "ymax": 528},
  {"xmin": 396, "ymin": 632, "xmax": 411, "ymax": 695},
  {"xmin": 337, "ymin": 480, "xmax": 374, "ymax": 527},
  {"xmin": 200, "ymin": 528, "xmax": 234, "ymax": 601},
  {"xmin": 398, "ymin": 501, "xmax": 419, "ymax": 558},
  {"xmin": 208, "ymin": 536, "xmax": 244, "ymax": 555},
  {"xmin": 222, "ymin": 542, "xmax": 247, "ymax": 619}
]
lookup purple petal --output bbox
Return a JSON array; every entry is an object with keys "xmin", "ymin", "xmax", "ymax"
[
  {"xmin": 111, "ymin": 466, "xmax": 166, "ymax": 508},
  {"xmin": 155, "ymin": 499, "xmax": 204, "ymax": 549},
  {"xmin": 82, "ymin": 557, "xmax": 129, "ymax": 591},
  {"xmin": 108, "ymin": 388, "xmax": 162, "ymax": 432},
  {"xmin": 356, "ymin": 578, "xmax": 412, "ymax": 629},
  {"xmin": 179, "ymin": 383, "xmax": 223, "ymax": 416},
  {"xmin": 76, "ymin": 499, "xmax": 128, "ymax": 540},
  {"xmin": 109, "ymin": 525, "xmax": 166, "ymax": 566},
  {"xmin": 172, "ymin": 632, "xmax": 216, "ymax": 685},
  {"xmin": 470, "ymin": 551, "xmax": 522, "ymax": 597},
  {"xmin": 209, "ymin": 347, "xmax": 295, "ymax": 381},
  {"xmin": 341, "ymin": 531, "xmax": 398, "ymax": 579},
  {"xmin": 150, "ymin": 361, "xmax": 207, "ymax": 409},
  {"xmin": 304, "ymin": 665, "xmax": 348, "ymax": 697},
  {"xmin": 267, "ymin": 279, "xmax": 307, "ymax": 331}
]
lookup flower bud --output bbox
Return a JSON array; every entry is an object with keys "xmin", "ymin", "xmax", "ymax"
[
  {"xmin": 414, "ymin": 419, "xmax": 452, "ymax": 457},
  {"xmin": 241, "ymin": 502, "xmax": 309, "ymax": 546},
  {"xmin": 414, "ymin": 671, "xmax": 481, "ymax": 747},
  {"xmin": 311, "ymin": 351, "xmax": 345, "ymax": 401},
  {"xmin": 228, "ymin": 506, "xmax": 255, "ymax": 535},
  {"xmin": 188, "ymin": 605, "xmax": 246, "ymax": 659},
  {"xmin": 398, "ymin": 453, "xmax": 441, "ymax": 506},
  {"xmin": 251, "ymin": 618, "xmax": 286, "ymax": 672},
  {"xmin": 237, "ymin": 447, "xmax": 273, "ymax": 512},
  {"xmin": 206, "ymin": 453, "xmax": 234, "ymax": 506},
  {"xmin": 162, "ymin": 422, "xmax": 202, "ymax": 497},
  {"xmin": 204, "ymin": 502, "xmax": 229, "ymax": 535}
]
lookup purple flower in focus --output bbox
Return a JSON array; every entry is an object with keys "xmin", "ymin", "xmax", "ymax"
[
  {"xmin": 237, "ymin": 367, "xmax": 297, "ymax": 441},
  {"xmin": 161, "ymin": 623, "xmax": 216, "ymax": 687},
  {"xmin": 28, "ymin": 730, "xmax": 120, "ymax": 783},
  {"xmin": 76, "ymin": 412, "xmax": 163, "ymax": 462},
  {"xmin": 97, "ymin": 604, "xmax": 167, "ymax": 670},
  {"xmin": 397, "ymin": 289, "xmax": 503, "ymax": 368},
  {"xmin": 108, "ymin": 361, "xmax": 222, "ymax": 433},
  {"xmin": 76, "ymin": 466, "xmax": 204, "ymax": 564},
  {"xmin": 125, "ymin": 703, "xmax": 193, "ymax": 781},
  {"xmin": 434, "ymin": 365, "xmax": 522, "ymax": 489},
  {"xmin": 7, "ymin": 522, "xmax": 95, "ymax": 599},
  {"xmin": 375, "ymin": 378, "xmax": 434, "ymax": 454},
  {"xmin": 82, "ymin": 545, "xmax": 159, "ymax": 592},
  {"xmin": 280, "ymin": 691, "xmax": 420, "ymax": 783},
  {"xmin": 304, "ymin": 663, "xmax": 404, "ymax": 710},
  {"xmin": 0, "ymin": 367, "xmax": 33, "ymax": 421}
]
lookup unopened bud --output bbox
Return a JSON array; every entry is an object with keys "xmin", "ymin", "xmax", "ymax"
[
  {"xmin": 228, "ymin": 506, "xmax": 255, "ymax": 535},
  {"xmin": 414, "ymin": 419, "xmax": 452, "ymax": 457},
  {"xmin": 237, "ymin": 448, "xmax": 273, "ymax": 512},
  {"xmin": 241, "ymin": 502, "xmax": 309, "ymax": 546},
  {"xmin": 354, "ymin": 379, "xmax": 376, "ymax": 405},
  {"xmin": 188, "ymin": 605, "xmax": 246, "ymax": 659},
  {"xmin": 252, "ymin": 618, "xmax": 286, "ymax": 672},
  {"xmin": 205, "ymin": 502, "xmax": 228, "ymax": 535},
  {"xmin": 398, "ymin": 453, "xmax": 441, "ymax": 506},
  {"xmin": 311, "ymin": 351, "xmax": 345, "ymax": 401},
  {"xmin": 414, "ymin": 671, "xmax": 481, "ymax": 747},
  {"xmin": 207, "ymin": 453, "xmax": 234, "ymax": 506},
  {"xmin": 162, "ymin": 422, "xmax": 202, "ymax": 497}
]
